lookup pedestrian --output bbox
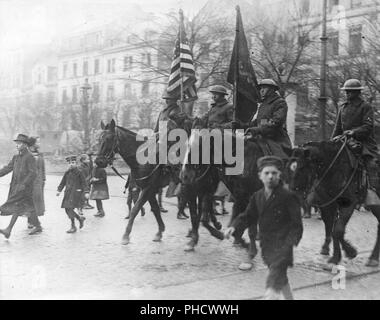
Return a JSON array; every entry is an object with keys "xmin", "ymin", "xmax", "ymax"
[
  {"xmin": 0, "ymin": 134, "xmax": 37, "ymax": 239},
  {"xmin": 27, "ymin": 136, "xmax": 45, "ymax": 235},
  {"xmin": 225, "ymin": 156, "xmax": 303, "ymax": 300},
  {"xmin": 56, "ymin": 155, "xmax": 88, "ymax": 233},
  {"xmin": 78, "ymin": 154, "xmax": 94, "ymax": 213},
  {"xmin": 90, "ymin": 157, "xmax": 109, "ymax": 218}
]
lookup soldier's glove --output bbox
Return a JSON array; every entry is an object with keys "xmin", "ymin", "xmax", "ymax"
[{"xmin": 343, "ymin": 130, "xmax": 355, "ymax": 137}]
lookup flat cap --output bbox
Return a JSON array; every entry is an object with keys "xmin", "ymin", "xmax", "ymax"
[{"xmin": 257, "ymin": 156, "xmax": 283, "ymax": 171}]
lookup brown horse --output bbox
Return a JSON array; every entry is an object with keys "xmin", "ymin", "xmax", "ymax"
[
  {"xmin": 290, "ymin": 140, "xmax": 380, "ymax": 266},
  {"xmin": 97, "ymin": 120, "xmax": 174, "ymax": 245}
]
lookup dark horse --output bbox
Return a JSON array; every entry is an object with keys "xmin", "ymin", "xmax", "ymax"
[
  {"xmin": 97, "ymin": 119, "xmax": 174, "ymax": 245},
  {"xmin": 290, "ymin": 139, "xmax": 380, "ymax": 266},
  {"xmin": 181, "ymin": 126, "xmax": 264, "ymax": 256}
]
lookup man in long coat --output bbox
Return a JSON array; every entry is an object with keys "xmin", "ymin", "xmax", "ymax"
[
  {"xmin": 237, "ymin": 79, "xmax": 292, "ymax": 159},
  {"xmin": 0, "ymin": 134, "xmax": 37, "ymax": 239},
  {"xmin": 331, "ymin": 79, "xmax": 380, "ymax": 191}
]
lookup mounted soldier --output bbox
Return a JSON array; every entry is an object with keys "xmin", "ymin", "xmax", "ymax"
[
  {"xmin": 234, "ymin": 79, "xmax": 292, "ymax": 159},
  {"xmin": 331, "ymin": 79, "xmax": 380, "ymax": 193},
  {"xmin": 201, "ymin": 85, "xmax": 234, "ymax": 129}
]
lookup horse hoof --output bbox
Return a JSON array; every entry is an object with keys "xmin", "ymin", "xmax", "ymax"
[
  {"xmin": 320, "ymin": 247, "xmax": 330, "ymax": 256},
  {"xmin": 184, "ymin": 244, "xmax": 195, "ymax": 252},
  {"xmin": 327, "ymin": 257, "xmax": 340, "ymax": 265},
  {"xmin": 366, "ymin": 259, "xmax": 379, "ymax": 267},
  {"xmin": 121, "ymin": 235, "xmax": 130, "ymax": 245},
  {"xmin": 214, "ymin": 222, "xmax": 222, "ymax": 231},
  {"xmin": 125, "ymin": 216, "xmax": 130, "ymax": 220},
  {"xmin": 186, "ymin": 230, "xmax": 193, "ymax": 238},
  {"xmin": 153, "ymin": 234, "xmax": 162, "ymax": 242}
]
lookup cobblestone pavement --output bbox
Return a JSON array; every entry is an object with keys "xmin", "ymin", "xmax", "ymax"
[{"xmin": 0, "ymin": 175, "xmax": 379, "ymax": 300}]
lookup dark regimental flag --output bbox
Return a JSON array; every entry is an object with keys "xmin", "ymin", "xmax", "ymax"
[
  {"xmin": 167, "ymin": 9, "xmax": 197, "ymax": 102},
  {"xmin": 227, "ymin": 5, "xmax": 259, "ymax": 123}
]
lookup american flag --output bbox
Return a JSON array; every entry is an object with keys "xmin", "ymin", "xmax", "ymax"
[{"xmin": 167, "ymin": 9, "xmax": 197, "ymax": 101}]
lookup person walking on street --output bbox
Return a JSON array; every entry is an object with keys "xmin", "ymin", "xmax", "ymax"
[
  {"xmin": 225, "ymin": 156, "xmax": 303, "ymax": 300},
  {"xmin": 0, "ymin": 134, "xmax": 37, "ymax": 239},
  {"xmin": 27, "ymin": 136, "xmax": 45, "ymax": 235},
  {"xmin": 56, "ymin": 155, "xmax": 88, "ymax": 233},
  {"xmin": 78, "ymin": 154, "xmax": 94, "ymax": 212},
  {"xmin": 90, "ymin": 157, "xmax": 109, "ymax": 218}
]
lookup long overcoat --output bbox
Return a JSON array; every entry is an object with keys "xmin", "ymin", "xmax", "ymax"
[
  {"xmin": 154, "ymin": 102, "xmax": 186, "ymax": 133},
  {"xmin": 331, "ymin": 97, "xmax": 378, "ymax": 158},
  {"xmin": 248, "ymin": 92, "xmax": 292, "ymax": 157},
  {"xmin": 0, "ymin": 149, "xmax": 37, "ymax": 216},
  {"xmin": 233, "ymin": 185, "xmax": 303, "ymax": 267},
  {"xmin": 31, "ymin": 152, "xmax": 46, "ymax": 215},
  {"xmin": 89, "ymin": 167, "xmax": 109, "ymax": 200},
  {"xmin": 57, "ymin": 168, "xmax": 88, "ymax": 209},
  {"xmin": 202, "ymin": 99, "xmax": 234, "ymax": 129}
]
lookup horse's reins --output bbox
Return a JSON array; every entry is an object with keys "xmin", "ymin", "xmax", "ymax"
[{"xmin": 308, "ymin": 136, "xmax": 359, "ymax": 208}]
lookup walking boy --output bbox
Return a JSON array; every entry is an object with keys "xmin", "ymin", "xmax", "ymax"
[
  {"xmin": 56, "ymin": 155, "xmax": 88, "ymax": 233},
  {"xmin": 225, "ymin": 156, "xmax": 303, "ymax": 300}
]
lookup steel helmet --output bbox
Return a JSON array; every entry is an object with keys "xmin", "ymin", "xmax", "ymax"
[
  {"xmin": 258, "ymin": 79, "xmax": 280, "ymax": 90},
  {"xmin": 340, "ymin": 79, "xmax": 364, "ymax": 91},
  {"xmin": 162, "ymin": 89, "xmax": 178, "ymax": 100},
  {"xmin": 209, "ymin": 85, "xmax": 229, "ymax": 96}
]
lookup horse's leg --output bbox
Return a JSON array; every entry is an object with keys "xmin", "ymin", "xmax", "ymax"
[
  {"xmin": 366, "ymin": 206, "xmax": 380, "ymax": 267},
  {"xmin": 201, "ymin": 194, "xmax": 224, "ymax": 240},
  {"xmin": 185, "ymin": 196, "xmax": 199, "ymax": 252},
  {"xmin": 230, "ymin": 195, "xmax": 249, "ymax": 248},
  {"xmin": 148, "ymin": 193, "xmax": 165, "ymax": 242},
  {"xmin": 338, "ymin": 204, "xmax": 357, "ymax": 260},
  {"xmin": 122, "ymin": 187, "xmax": 151, "ymax": 245},
  {"xmin": 320, "ymin": 207, "xmax": 334, "ymax": 256}
]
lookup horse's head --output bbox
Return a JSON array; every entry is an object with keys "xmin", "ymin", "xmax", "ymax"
[
  {"xmin": 97, "ymin": 119, "xmax": 118, "ymax": 166},
  {"xmin": 288, "ymin": 143, "xmax": 323, "ymax": 194}
]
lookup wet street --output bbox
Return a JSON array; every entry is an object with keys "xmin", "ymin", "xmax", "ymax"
[{"xmin": 0, "ymin": 175, "xmax": 379, "ymax": 300}]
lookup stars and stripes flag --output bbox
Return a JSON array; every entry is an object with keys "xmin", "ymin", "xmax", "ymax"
[{"xmin": 167, "ymin": 9, "xmax": 197, "ymax": 102}]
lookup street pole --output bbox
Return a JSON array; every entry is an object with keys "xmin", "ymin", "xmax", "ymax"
[
  {"xmin": 319, "ymin": 0, "xmax": 328, "ymax": 141},
  {"xmin": 81, "ymin": 78, "xmax": 91, "ymax": 152}
]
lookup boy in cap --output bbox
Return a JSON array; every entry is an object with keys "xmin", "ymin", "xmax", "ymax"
[
  {"xmin": 225, "ymin": 156, "xmax": 303, "ymax": 300},
  {"xmin": 56, "ymin": 155, "xmax": 88, "ymax": 233}
]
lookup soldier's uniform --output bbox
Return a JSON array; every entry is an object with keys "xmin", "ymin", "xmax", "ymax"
[
  {"xmin": 201, "ymin": 85, "xmax": 234, "ymax": 129},
  {"xmin": 245, "ymin": 79, "xmax": 292, "ymax": 158},
  {"xmin": 331, "ymin": 79, "xmax": 379, "ymax": 190}
]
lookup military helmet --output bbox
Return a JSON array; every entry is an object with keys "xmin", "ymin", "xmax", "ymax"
[
  {"xmin": 341, "ymin": 79, "xmax": 364, "ymax": 91},
  {"xmin": 209, "ymin": 85, "xmax": 229, "ymax": 96},
  {"xmin": 258, "ymin": 79, "xmax": 280, "ymax": 90},
  {"xmin": 162, "ymin": 89, "xmax": 178, "ymax": 100}
]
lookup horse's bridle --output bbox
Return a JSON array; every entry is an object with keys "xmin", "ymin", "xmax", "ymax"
[{"xmin": 299, "ymin": 137, "xmax": 359, "ymax": 208}]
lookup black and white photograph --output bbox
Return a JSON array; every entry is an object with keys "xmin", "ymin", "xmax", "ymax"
[{"xmin": 0, "ymin": 0, "xmax": 380, "ymax": 302}]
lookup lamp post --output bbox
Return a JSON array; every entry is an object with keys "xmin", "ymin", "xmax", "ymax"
[
  {"xmin": 80, "ymin": 78, "xmax": 91, "ymax": 152},
  {"xmin": 319, "ymin": 0, "xmax": 328, "ymax": 141}
]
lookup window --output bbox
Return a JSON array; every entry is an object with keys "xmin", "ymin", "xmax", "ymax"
[
  {"xmin": 83, "ymin": 60, "xmax": 88, "ymax": 76},
  {"xmin": 62, "ymin": 88, "xmax": 68, "ymax": 104},
  {"xmin": 124, "ymin": 82, "xmax": 131, "ymax": 98},
  {"xmin": 72, "ymin": 86, "xmax": 78, "ymax": 103},
  {"xmin": 124, "ymin": 56, "xmax": 129, "ymax": 71},
  {"xmin": 351, "ymin": 0, "xmax": 361, "ymax": 8},
  {"xmin": 141, "ymin": 53, "xmax": 146, "ymax": 65},
  {"xmin": 107, "ymin": 84, "xmax": 115, "ymax": 101},
  {"xmin": 349, "ymin": 26, "xmax": 362, "ymax": 55},
  {"xmin": 129, "ymin": 56, "xmax": 133, "ymax": 68},
  {"xmin": 141, "ymin": 81, "xmax": 150, "ymax": 95},
  {"xmin": 301, "ymin": 0, "xmax": 310, "ymax": 15},
  {"xmin": 329, "ymin": 0, "xmax": 339, "ymax": 12},
  {"xmin": 147, "ymin": 53, "xmax": 151, "ymax": 66},
  {"xmin": 328, "ymin": 32, "xmax": 339, "ymax": 56},
  {"xmin": 92, "ymin": 82, "xmax": 100, "ymax": 103},
  {"xmin": 73, "ymin": 62, "xmax": 77, "ymax": 77},
  {"xmin": 47, "ymin": 67, "xmax": 57, "ymax": 82},
  {"xmin": 63, "ymin": 63, "xmax": 68, "ymax": 79},
  {"xmin": 107, "ymin": 58, "xmax": 115, "ymax": 73},
  {"xmin": 94, "ymin": 59, "xmax": 100, "ymax": 74}
]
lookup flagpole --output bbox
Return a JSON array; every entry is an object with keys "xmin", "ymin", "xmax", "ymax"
[
  {"xmin": 233, "ymin": 6, "xmax": 240, "ymax": 123},
  {"xmin": 179, "ymin": 9, "xmax": 184, "ymax": 112}
]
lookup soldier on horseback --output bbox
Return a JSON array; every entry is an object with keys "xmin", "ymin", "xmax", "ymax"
[
  {"xmin": 331, "ymin": 79, "xmax": 379, "ymax": 193},
  {"xmin": 200, "ymin": 85, "xmax": 234, "ymax": 129},
  {"xmin": 233, "ymin": 79, "xmax": 292, "ymax": 159}
]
